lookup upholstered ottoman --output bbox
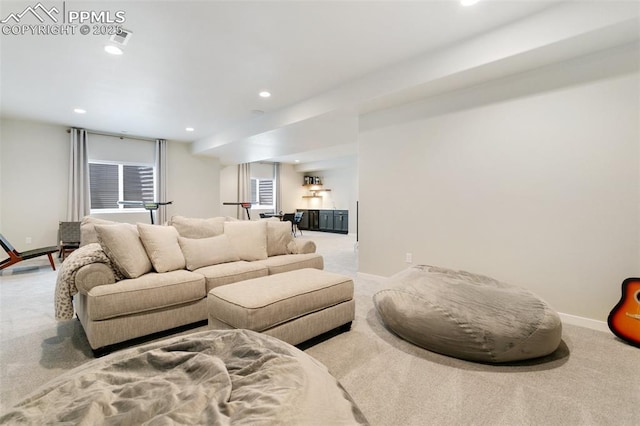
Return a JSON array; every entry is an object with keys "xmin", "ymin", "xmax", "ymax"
[
  {"xmin": 208, "ymin": 268, "xmax": 355, "ymax": 345},
  {"xmin": 373, "ymin": 265, "xmax": 562, "ymax": 363}
]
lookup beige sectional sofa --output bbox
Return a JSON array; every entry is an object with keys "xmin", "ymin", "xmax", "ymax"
[{"xmin": 71, "ymin": 216, "xmax": 323, "ymax": 353}]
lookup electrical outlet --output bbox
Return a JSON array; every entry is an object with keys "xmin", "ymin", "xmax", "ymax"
[
  {"xmin": 26, "ymin": 237, "xmax": 32, "ymax": 244},
  {"xmin": 405, "ymin": 252, "xmax": 412, "ymax": 263}
]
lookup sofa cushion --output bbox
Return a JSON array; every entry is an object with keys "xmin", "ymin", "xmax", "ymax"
[
  {"xmin": 194, "ymin": 261, "xmax": 269, "ymax": 292},
  {"xmin": 178, "ymin": 235, "xmax": 240, "ymax": 271},
  {"xmin": 266, "ymin": 221, "xmax": 295, "ymax": 256},
  {"xmin": 86, "ymin": 270, "xmax": 206, "ymax": 321},
  {"xmin": 223, "ymin": 220, "xmax": 268, "ymax": 261},
  {"xmin": 256, "ymin": 254, "xmax": 324, "ymax": 275},
  {"xmin": 80, "ymin": 216, "xmax": 117, "ymax": 246},
  {"xmin": 95, "ymin": 223, "xmax": 152, "ymax": 279},
  {"xmin": 170, "ymin": 216, "xmax": 225, "ymax": 239},
  {"xmin": 137, "ymin": 223, "xmax": 186, "ymax": 273}
]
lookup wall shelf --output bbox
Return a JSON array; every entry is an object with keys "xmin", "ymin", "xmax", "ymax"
[{"xmin": 302, "ymin": 184, "xmax": 331, "ymax": 199}]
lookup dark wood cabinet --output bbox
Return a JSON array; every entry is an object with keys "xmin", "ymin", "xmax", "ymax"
[
  {"xmin": 333, "ymin": 210, "xmax": 348, "ymax": 233},
  {"xmin": 319, "ymin": 211, "xmax": 334, "ymax": 231},
  {"xmin": 297, "ymin": 209, "xmax": 348, "ymax": 234}
]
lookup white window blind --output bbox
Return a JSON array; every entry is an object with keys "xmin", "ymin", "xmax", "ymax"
[
  {"xmin": 250, "ymin": 178, "xmax": 274, "ymax": 207},
  {"xmin": 89, "ymin": 163, "xmax": 119, "ymax": 209},
  {"xmin": 87, "ymin": 134, "xmax": 156, "ymax": 213},
  {"xmin": 123, "ymin": 165, "xmax": 155, "ymax": 207},
  {"xmin": 89, "ymin": 162, "xmax": 155, "ymax": 211}
]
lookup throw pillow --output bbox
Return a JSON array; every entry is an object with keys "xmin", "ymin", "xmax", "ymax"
[
  {"xmin": 137, "ymin": 223, "xmax": 186, "ymax": 273},
  {"xmin": 266, "ymin": 221, "xmax": 294, "ymax": 257},
  {"xmin": 169, "ymin": 216, "xmax": 225, "ymax": 239},
  {"xmin": 223, "ymin": 220, "xmax": 268, "ymax": 261},
  {"xmin": 80, "ymin": 216, "xmax": 117, "ymax": 246},
  {"xmin": 95, "ymin": 223, "xmax": 152, "ymax": 279},
  {"xmin": 178, "ymin": 235, "xmax": 241, "ymax": 271}
]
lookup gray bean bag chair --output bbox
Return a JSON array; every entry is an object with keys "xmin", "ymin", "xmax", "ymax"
[{"xmin": 373, "ymin": 265, "xmax": 562, "ymax": 363}]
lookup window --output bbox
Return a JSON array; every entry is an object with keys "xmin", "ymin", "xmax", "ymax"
[
  {"xmin": 250, "ymin": 178, "xmax": 274, "ymax": 208},
  {"xmin": 89, "ymin": 162, "xmax": 155, "ymax": 212}
]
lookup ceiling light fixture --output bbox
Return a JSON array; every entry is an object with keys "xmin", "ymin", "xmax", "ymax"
[
  {"xmin": 460, "ymin": 0, "xmax": 480, "ymax": 6},
  {"xmin": 185, "ymin": 127, "xmax": 195, "ymax": 132},
  {"xmin": 73, "ymin": 108, "xmax": 86, "ymax": 114},
  {"xmin": 104, "ymin": 45, "xmax": 123, "ymax": 55},
  {"xmin": 259, "ymin": 91, "xmax": 271, "ymax": 98}
]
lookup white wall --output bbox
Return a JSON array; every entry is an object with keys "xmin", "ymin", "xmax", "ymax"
[
  {"xmin": 219, "ymin": 165, "xmax": 239, "ymax": 218},
  {"xmin": 358, "ymin": 48, "xmax": 639, "ymax": 322},
  {"xmin": 166, "ymin": 143, "xmax": 220, "ymax": 219},
  {"xmin": 0, "ymin": 119, "xmax": 68, "ymax": 249},
  {"xmin": 280, "ymin": 163, "xmax": 305, "ymax": 214},
  {"xmin": 0, "ymin": 118, "xmax": 220, "ymax": 253}
]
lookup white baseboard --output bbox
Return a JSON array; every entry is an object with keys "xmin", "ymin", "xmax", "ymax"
[
  {"xmin": 559, "ymin": 312, "xmax": 609, "ymax": 333},
  {"xmin": 356, "ymin": 271, "xmax": 385, "ymax": 282}
]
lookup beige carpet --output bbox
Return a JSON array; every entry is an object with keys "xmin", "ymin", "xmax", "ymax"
[{"xmin": 1, "ymin": 231, "xmax": 639, "ymax": 424}]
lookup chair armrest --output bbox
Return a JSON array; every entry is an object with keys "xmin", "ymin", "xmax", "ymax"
[
  {"xmin": 294, "ymin": 239, "xmax": 316, "ymax": 254},
  {"xmin": 75, "ymin": 263, "xmax": 116, "ymax": 294}
]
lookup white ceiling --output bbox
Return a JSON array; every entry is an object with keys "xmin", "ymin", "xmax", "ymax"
[{"xmin": 1, "ymin": 1, "xmax": 638, "ymax": 167}]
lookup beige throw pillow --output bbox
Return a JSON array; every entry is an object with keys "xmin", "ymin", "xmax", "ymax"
[
  {"xmin": 223, "ymin": 220, "xmax": 268, "ymax": 261},
  {"xmin": 169, "ymin": 216, "xmax": 225, "ymax": 238},
  {"xmin": 266, "ymin": 221, "xmax": 294, "ymax": 257},
  {"xmin": 80, "ymin": 216, "xmax": 117, "ymax": 246},
  {"xmin": 178, "ymin": 235, "xmax": 240, "ymax": 271},
  {"xmin": 95, "ymin": 223, "xmax": 152, "ymax": 279},
  {"xmin": 137, "ymin": 223, "xmax": 186, "ymax": 273}
]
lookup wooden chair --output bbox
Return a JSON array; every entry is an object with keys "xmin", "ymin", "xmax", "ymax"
[
  {"xmin": 57, "ymin": 221, "xmax": 81, "ymax": 260},
  {"xmin": 292, "ymin": 211, "xmax": 304, "ymax": 237},
  {"xmin": 282, "ymin": 213, "xmax": 295, "ymax": 234},
  {"xmin": 0, "ymin": 233, "xmax": 57, "ymax": 271}
]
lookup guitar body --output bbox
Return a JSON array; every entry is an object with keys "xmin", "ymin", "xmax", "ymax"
[{"xmin": 607, "ymin": 278, "xmax": 640, "ymax": 347}]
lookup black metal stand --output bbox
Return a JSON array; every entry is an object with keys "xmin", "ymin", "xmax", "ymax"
[
  {"xmin": 117, "ymin": 201, "xmax": 173, "ymax": 224},
  {"xmin": 223, "ymin": 202, "xmax": 252, "ymax": 220}
]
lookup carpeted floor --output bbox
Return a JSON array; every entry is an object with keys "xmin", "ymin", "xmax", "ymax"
[{"xmin": 1, "ymin": 231, "xmax": 639, "ymax": 424}]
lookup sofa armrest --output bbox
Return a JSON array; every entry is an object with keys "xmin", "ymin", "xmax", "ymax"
[
  {"xmin": 294, "ymin": 239, "xmax": 316, "ymax": 254},
  {"xmin": 75, "ymin": 263, "xmax": 116, "ymax": 294}
]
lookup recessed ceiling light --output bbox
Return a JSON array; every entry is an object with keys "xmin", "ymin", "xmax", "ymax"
[
  {"xmin": 294, "ymin": 160, "xmax": 300, "ymax": 163},
  {"xmin": 104, "ymin": 45, "xmax": 123, "ymax": 55},
  {"xmin": 259, "ymin": 91, "xmax": 271, "ymax": 98},
  {"xmin": 73, "ymin": 108, "xmax": 86, "ymax": 114},
  {"xmin": 185, "ymin": 127, "xmax": 195, "ymax": 132},
  {"xmin": 460, "ymin": 0, "xmax": 480, "ymax": 6}
]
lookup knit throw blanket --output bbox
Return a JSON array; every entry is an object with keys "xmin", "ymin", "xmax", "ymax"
[{"xmin": 54, "ymin": 243, "xmax": 119, "ymax": 320}]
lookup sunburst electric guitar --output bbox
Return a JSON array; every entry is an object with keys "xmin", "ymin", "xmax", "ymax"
[{"xmin": 607, "ymin": 278, "xmax": 640, "ymax": 347}]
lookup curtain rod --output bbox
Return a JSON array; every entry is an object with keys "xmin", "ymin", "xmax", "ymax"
[{"xmin": 67, "ymin": 128, "xmax": 159, "ymax": 142}]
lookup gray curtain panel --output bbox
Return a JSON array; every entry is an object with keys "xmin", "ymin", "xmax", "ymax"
[
  {"xmin": 155, "ymin": 139, "xmax": 168, "ymax": 225},
  {"xmin": 237, "ymin": 163, "xmax": 251, "ymax": 219},
  {"xmin": 274, "ymin": 162, "xmax": 281, "ymax": 214},
  {"xmin": 67, "ymin": 128, "xmax": 90, "ymax": 221}
]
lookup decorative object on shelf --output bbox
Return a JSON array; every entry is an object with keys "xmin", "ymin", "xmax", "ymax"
[{"xmin": 303, "ymin": 175, "xmax": 322, "ymax": 185}]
